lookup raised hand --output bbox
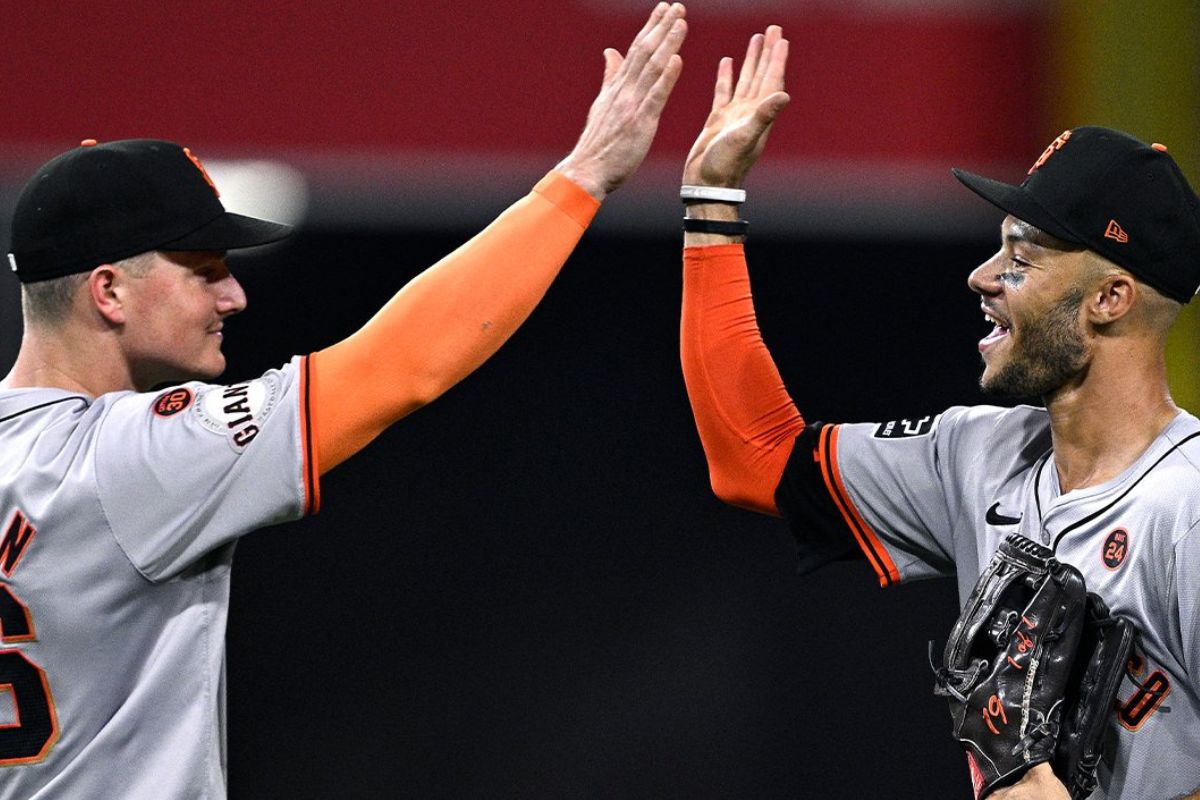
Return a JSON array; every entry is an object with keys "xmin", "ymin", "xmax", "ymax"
[
  {"xmin": 556, "ymin": 2, "xmax": 688, "ymax": 200},
  {"xmin": 683, "ymin": 25, "xmax": 789, "ymax": 189}
]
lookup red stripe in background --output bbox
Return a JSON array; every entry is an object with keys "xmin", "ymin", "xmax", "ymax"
[{"xmin": 1, "ymin": 2, "xmax": 1049, "ymax": 165}]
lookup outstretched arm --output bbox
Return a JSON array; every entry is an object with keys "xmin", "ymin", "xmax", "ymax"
[
  {"xmin": 679, "ymin": 26, "xmax": 802, "ymax": 515},
  {"xmin": 310, "ymin": 3, "xmax": 688, "ymax": 473}
]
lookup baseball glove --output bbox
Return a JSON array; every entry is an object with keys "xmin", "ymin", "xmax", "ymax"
[
  {"xmin": 1053, "ymin": 591, "xmax": 1135, "ymax": 799},
  {"xmin": 933, "ymin": 533, "xmax": 1088, "ymax": 798}
]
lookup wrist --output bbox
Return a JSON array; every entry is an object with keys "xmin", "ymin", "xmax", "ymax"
[
  {"xmin": 553, "ymin": 158, "xmax": 609, "ymax": 202},
  {"xmin": 680, "ymin": 185, "xmax": 746, "ymax": 204},
  {"xmin": 684, "ymin": 202, "xmax": 740, "ymax": 221},
  {"xmin": 683, "ymin": 205, "xmax": 746, "ymax": 245}
]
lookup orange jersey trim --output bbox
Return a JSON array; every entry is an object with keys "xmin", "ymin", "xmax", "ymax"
[
  {"xmin": 817, "ymin": 425, "xmax": 900, "ymax": 587},
  {"xmin": 299, "ymin": 355, "xmax": 321, "ymax": 515}
]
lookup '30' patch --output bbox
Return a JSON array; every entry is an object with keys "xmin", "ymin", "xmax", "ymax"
[{"xmin": 153, "ymin": 388, "xmax": 193, "ymax": 417}]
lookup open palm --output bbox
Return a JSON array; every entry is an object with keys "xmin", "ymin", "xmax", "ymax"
[{"xmin": 682, "ymin": 25, "xmax": 789, "ymax": 189}]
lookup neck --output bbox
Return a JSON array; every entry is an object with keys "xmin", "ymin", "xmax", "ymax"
[
  {"xmin": 1, "ymin": 323, "xmax": 137, "ymax": 396},
  {"xmin": 1044, "ymin": 345, "xmax": 1177, "ymax": 493}
]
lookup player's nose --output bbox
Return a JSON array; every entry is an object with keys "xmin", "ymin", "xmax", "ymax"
[
  {"xmin": 214, "ymin": 274, "xmax": 247, "ymax": 315},
  {"xmin": 967, "ymin": 252, "xmax": 1003, "ymax": 297}
]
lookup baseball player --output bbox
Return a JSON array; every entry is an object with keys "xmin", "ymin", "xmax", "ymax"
[
  {"xmin": 0, "ymin": 5, "xmax": 686, "ymax": 798},
  {"xmin": 679, "ymin": 26, "xmax": 1200, "ymax": 800}
]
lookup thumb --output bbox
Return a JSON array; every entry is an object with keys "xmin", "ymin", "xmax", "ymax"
[
  {"xmin": 602, "ymin": 48, "xmax": 623, "ymax": 86},
  {"xmin": 755, "ymin": 91, "xmax": 791, "ymax": 125}
]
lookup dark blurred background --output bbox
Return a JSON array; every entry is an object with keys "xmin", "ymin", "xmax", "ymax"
[{"xmin": 1, "ymin": 2, "xmax": 1196, "ymax": 798}]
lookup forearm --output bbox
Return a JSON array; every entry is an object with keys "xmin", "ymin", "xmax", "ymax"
[
  {"xmin": 987, "ymin": 764, "xmax": 1069, "ymax": 799},
  {"xmin": 680, "ymin": 239, "xmax": 804, "ymax": 514},
  {"xmin": 311, "ymin": 171, "xmax": 598, "ymax": 472}
]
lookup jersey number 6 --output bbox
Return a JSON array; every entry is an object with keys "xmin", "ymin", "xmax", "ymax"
[{"xmin": 0, "ymin": 584, "xmax": 58, "ymax": 765}]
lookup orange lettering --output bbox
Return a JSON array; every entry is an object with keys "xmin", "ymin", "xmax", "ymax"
[
  {"xmin": 982, "ymin": 694, "xmax": 1008, "ymax": 735},
  {"xmin": 1028, "ymin": 130, "xmax": 1073, "ymax": 175},
  {"xmin": 183, "ymin": 147, "xmax": 220, "ymax": 197}
]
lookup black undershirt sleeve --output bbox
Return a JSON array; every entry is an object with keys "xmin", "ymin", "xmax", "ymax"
[{"xmin": 773, "ymin": 422, "xmax": 864, "ymax": 575}]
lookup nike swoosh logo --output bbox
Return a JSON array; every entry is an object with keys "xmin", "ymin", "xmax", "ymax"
[{"xmin": 986, "ymin": 502, "xmax": 1022, "ymax": 526}]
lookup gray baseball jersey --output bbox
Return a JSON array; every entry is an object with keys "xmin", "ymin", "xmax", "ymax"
[
  {"xmin": 777, "ymin": 405, "xmax": 1200, "ymax": 800},
  {"xmin": 0, "ymin": 356, "xmax": 317, "ymax": 799}
]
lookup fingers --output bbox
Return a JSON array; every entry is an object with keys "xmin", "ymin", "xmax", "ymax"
[
  {"xmin": 748, "ymin": 25, "xmax": 783, "ymax": 96},
  {"xmin": 711, "ymin": 57, "xmax": 733, "ymax": 113},
  {"xmin": 732, "ymin": 33, "xmax": 764, "ymax": 101},
  {"xmin": 748, "ymin": 25, "xmax": 787, "ymax": 95},
  {"xmin": 762, "ymin": 35, "xmax": 788, "ymax": 95},
  {"xmin": 629, "ymin": 1, "xmax": 672, "ymax": 53},
  {"xmin": 634, "ymin": 15, "xmax": 687, "ymax": 98},
  {"xmin": 619, "ymin": 2, "xmax": 686, "ymax": 83},
  {"xmin": 733, "ymin": 26, "xmax": 786, "ymax": 101},
  {"xmin": 643, "ymin": 52, "xmax": 685, "ymax": 118}
]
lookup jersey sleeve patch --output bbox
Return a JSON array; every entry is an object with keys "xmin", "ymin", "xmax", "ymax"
[
  {"xmin": 873, "ymin": 413, "xmax": 940, "ymax": 439},
  {"xmin": 152, "ymin": 388, "xmax": 193, "ymax": 417},
  {"xmin": 193, "ymin": 374, "xmax": 281, "ymax": 453}
]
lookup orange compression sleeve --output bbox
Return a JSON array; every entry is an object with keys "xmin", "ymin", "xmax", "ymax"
[
  {"xmin": 309, "ymin": 171, "xmax": 599, "ymax": 473},
  {"xmin": 680, "ymin": 244, "xmax": 806, "ymax": 515}
]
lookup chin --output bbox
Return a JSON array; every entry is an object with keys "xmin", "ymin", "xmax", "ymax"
[
  {"xmin": 172, "ymin": 356, "xmax": 227, "ymax": 385},
  {"xmin": 197, "ymin": 358, "xmax": 227, "ymax": 381}
]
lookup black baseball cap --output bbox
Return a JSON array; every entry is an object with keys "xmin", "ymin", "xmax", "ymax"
[
  {"xmin": 7, "ymin": 138, "xmax": 293, "ymax": 284},
  {"xmin": 953, "ymin": 126, "xmax": 1200, "ymax": 303}
]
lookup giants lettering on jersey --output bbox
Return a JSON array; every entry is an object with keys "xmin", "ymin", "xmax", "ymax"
[
  {"xmin": 194, "ymin": 374, "xmax": 280, "ymax": 453},
  {"xmin": 0, "ymin": 508, "xmax": 60, "ymax": 763},
  {"xmin": 0, "ymin": 510, "xmax": 36, "ymax": 576}
]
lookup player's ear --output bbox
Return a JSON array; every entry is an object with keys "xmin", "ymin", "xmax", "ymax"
[
  {"xmin": 1087, "ymin": 271, "xmax": 1135, "ymax": 326},
  {"xmin": 88, "ymin": 265, "xmax": 127, "ymax": 325}
]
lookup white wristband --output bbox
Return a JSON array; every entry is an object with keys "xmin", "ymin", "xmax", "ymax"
[{"xmin": 680, "ymin": 185, "xmax": 746, "ymax": 204}]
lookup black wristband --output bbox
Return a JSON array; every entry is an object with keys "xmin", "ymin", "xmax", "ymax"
[{"xmin": 682, "ymin": 218, "xmax": 749, "ymax": 236}]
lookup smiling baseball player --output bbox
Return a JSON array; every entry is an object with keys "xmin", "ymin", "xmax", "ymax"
[
  {"xmin": 0, "ymin": 5, "xmax": 687, "ymax": 797},
  {"xmin": 679, "ymin": 26, "xmax": 1200, "ymax": 800}
]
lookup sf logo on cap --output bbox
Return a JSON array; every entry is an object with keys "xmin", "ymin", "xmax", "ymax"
[
  {"xmin": 1028, "ymin": 130, "xmax": 1072, "ymax": 175},
  {"xmin": 183, "ymin": 147, "xmax": 220, "ymax": 197}
]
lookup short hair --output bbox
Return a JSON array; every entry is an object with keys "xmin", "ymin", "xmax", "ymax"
[{"xmin": 21, "ymin": 252, "xmax": 157, "ymax": 327}]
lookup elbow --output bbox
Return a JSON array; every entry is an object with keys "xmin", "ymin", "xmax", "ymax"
[
  {"xmin": 708, "ymin": 469, "xmax": 779, "ymax": 516},
  {"xmin": 371, "ymin": 370, "xmax": 449, "ymax": 422},
  {"xmin": 400, "ymin": 374, "xmax": 449, "ymax": 415}
]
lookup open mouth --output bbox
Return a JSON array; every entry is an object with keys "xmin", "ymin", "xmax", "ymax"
[{"xmin": 979, "ymin": 311, "xmax": 1011, "ymax": 350}]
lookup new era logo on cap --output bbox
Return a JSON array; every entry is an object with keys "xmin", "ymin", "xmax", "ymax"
[{"xmin": 1105, "ymin": 220, "xmax": 1129, "ymax": 243}]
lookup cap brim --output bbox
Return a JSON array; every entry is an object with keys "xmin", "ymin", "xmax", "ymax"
[
  {"xmin": 951, "ymin": 168, "xmax": 1080, "ymax": 244},
  {"xmin": 160, "ymin": 211, "xmax": 292, "ymax": 252}
]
